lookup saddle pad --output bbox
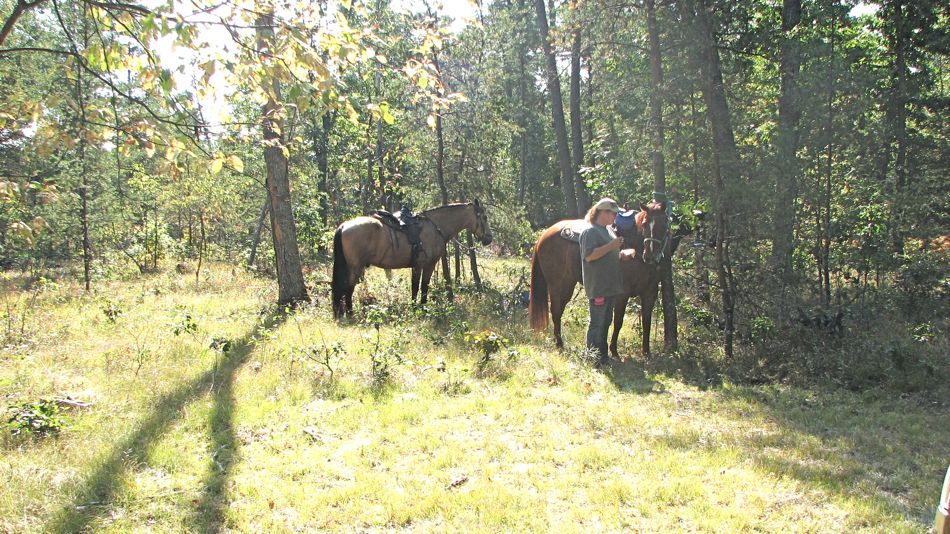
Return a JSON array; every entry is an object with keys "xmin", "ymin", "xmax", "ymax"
[
  {"xmin": 559, "ymin": 220, "xmax": 592, "ymax": 244},
  {"xmin": 614, "ymin": 209, "xmax": 637, "ymax": 230}
]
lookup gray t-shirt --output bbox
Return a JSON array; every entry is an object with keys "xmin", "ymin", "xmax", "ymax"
[{"xmin": 579, "ymin": 224, "xmax": 623, "ymax": 299}]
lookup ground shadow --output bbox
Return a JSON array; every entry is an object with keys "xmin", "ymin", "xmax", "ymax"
[
  {"xmin": 600, "ymin": 357, "xmax": 663, "ymax": 394},
  {"xmin": 47, "ymin": 310, "xmax": 288, "ymax": 533},
  {"xmin": 657, "ymin": 385, "xmax": 948, "ymax": 527}
]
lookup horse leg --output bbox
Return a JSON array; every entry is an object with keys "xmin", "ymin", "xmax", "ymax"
[
  {"xmin": 550, "ymin": 283, "xmax": 574, "ymax": 349},
  {"xmin": 344, "ymin": 284, "xmax": 355, "ymax": 318},
  {"xmin": 345, "ymin": 265, "xmax": 364, "ymax": 318},
  {"xmin": 609, "ymin": 296, "xmax": 630, "ymax": 358},
  {"xmin": 641, "ymin": 289, "xmax": 659, "ymax": 356},
  {"xmin": 420, "ymin": 262, "xmax": 437, "ymax": 305},
  {"xmin": 411, "ymin": 267, "xmax": 421, "ymax": 303}
]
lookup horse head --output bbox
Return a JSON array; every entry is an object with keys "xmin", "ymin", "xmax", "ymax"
[
  {"xmin": 472, "ymin": 199, "xmax": 493, "ymax": 245},
  {"xmin": 637, "ymin": 201, "xmax": 671, "ymax": 265}
]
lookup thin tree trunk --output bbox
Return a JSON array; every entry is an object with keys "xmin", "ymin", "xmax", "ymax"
[
  {"xmin": 820, "ymin": 14, "xmax": 837, "ymax": 307},
  {"xmin": 535, "ymin": 0, "xmax": 578, "ymax": 218},
  {"xmin": 76, "ymin": 58, "xmax": 92, "ymax": 291},
  {"xmin": 517, "ymin": 39, "xmax": 528, "ymax": 205},
  {"xmin": 431, "ymin": 52, "xmax": 454, "ymax": 300},
  {"xmin": 770, "ymin": 0, "xmax": 803, "ymax": 314},
  {"xmin": 888, "ymin": 0, "xmax": 908, "ymax": 255},
  {"xmin": 257, "ymin": 11, "xmax": 309, "ymax": 306},
  {"xmin": 646, "ymin": 0, "xmax": 677, "ymax": 351},
  {"xmin": 314, "ymin": 111, "xmax": 334, "ymax": 227},
  {"xmin": 248, "ymin": 199, "xmax": 269, "ymax": 268},
  {"xmin": 685, "ymin": 0, "xmax": 737, "ymax": 357},
  {"xmin": 467, "ymin": 232, "xmax": 482, "ymax": 289},
  {"xmin": 195, "ymin": 211, "xmax": 205, "ymax": 284},
  {"xmin": 690, "ymin": 94, "xmax": 710, "ymax": 303},
  {"xmin": 569, "ymin": 5, "xmax": 590, "ymax": 213},
  {"xmin": 375, "ymin": 117, "xmax": 387, "ymax": 210}
]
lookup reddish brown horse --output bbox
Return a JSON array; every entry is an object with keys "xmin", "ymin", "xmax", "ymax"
[
  {"xmin": 529, "ymin": 201, "xmax": 671, "ymax": 356},
  {"xmin": 332, "ymin": 201, "xmax": 492, "ymax": 318}
]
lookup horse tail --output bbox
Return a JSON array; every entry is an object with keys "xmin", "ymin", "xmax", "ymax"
[
  {"xmin": 528, "ymin": 242, "xmax": 549, "ymax": 332},
  {"xmin": 331, "ymin": 226, "xmax": 348, "ymax": 318}
]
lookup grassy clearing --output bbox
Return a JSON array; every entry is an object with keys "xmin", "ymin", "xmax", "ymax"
[{"xmin": 1, "ymin": 260, "xmax": 946, "ymax": 532}]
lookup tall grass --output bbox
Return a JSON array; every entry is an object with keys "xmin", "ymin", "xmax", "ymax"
[{"xmin": 0, "ymin": 261, "xmax": 945, "ymax": 532}]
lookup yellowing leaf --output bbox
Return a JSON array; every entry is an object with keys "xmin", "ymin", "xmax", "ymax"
[
  {"xmin": 211, "ymin": 158, "xmax": 224, "ymax": 175},
  {"xmin": 228, "ymin": 155, "xmax": 245, "ymax": 173},
  {"xmin": 30, "ymin": 216, "xmax": 49, "ymax": 234},
  {"xmin": 9, "ymin": 221, "xmax": 33, "ymax": 244},
  {"xmin": 380, "ymin": 102, "xmax": 394, "ymax": 125}
]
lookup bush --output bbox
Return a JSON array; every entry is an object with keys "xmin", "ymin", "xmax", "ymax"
[{"xmin": 5, "ymin": 398, "xmax": 64, "ymax": 436}]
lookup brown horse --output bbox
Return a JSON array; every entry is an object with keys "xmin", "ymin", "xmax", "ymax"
[
  {"xmin": 528, "ymin": 201, "xmax": 671, "ymax": 355},
  {"xmin": 332, "ymin": 201, "xmax": 492, "ymax": 318}
]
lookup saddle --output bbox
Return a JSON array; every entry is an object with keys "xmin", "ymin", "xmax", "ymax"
[
  {"xmin": 559, "ymin": 220, "xmax": 592, "ymax": 244},
  {"xmin": 373, "ymin": 206, "xmax": 425, "ymax": 267}
]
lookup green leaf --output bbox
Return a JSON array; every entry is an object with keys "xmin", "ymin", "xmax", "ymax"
[{"xmin": 159, "ymin": 69, "xmax": 174, "ymax": 94}]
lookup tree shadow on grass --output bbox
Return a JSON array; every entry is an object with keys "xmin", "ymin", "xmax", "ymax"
[
  {"xmin": 47, "ymin": 309, "xmax": 288, "ymax": 533},
  {"xmin": 654, "ymin": 386, "xmax": 948, "ymax": 527}
]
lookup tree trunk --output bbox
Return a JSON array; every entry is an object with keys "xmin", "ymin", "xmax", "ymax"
[
  {"xmin": 770, "ymin": 0, "xmax": 803, "ymax": 314},
  {"xmin": 467, "ymin": 232, "xmax": 482, "ymax": 290},
  {"xmin": 431, "ymin": 53, "xmax": 454, "ymax": 301},
  {"xmin": 314, "ymin": 111, "xmax": 334, "ymax": 227},
  {"xmin": 248, "ymin": 199, "xmax": 269, "ymax": 268},
  {"xmin": 76, "ymin": 70, "xmax": 92, "ymax": 291},
  {"xmin": 535, "ymin": 0, "xmax": 578, "ymax": 218},
  {"xmin": 569, "ymin": 7, "xmax": 590, "ymax": 213},
  {"xmin": 690, "ymin": 95, "xmax": 710, "ymax": 303},
  {"xmin": 886, "ymin": 0, "xmax": 909, "ymax": 255},
  {"xmin": 646, "ymin": 0, "xmax": 677, "ymax": 351},
  {"xmin": 195, "ymin": 211, "xmax": 205, "ymax": 284},
  {"xmin": 820, "ymin": 14, "xmax": 837, "ymax": 307},
  {"xmin": 257, "ymin": 11, "xmax": 309, "ymax": 306},
  {"xmin": 684, "ymin": 0, "xmax": 738, "ymax": 357},
  {"xmin": 517, "ymin": 36, "xmax": 529, "ymax": 206}
]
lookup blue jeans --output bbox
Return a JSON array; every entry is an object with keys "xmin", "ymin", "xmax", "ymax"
[{"xmin": 586, "ymin": 296, "xmax": 615, "ymax": 360}]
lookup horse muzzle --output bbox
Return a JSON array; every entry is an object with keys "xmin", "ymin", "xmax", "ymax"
[{"xmin": 480, "ymin": 234, "xmax": 493, "ymax": 246}]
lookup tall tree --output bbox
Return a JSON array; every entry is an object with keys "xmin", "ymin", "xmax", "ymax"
[
  {"xmin": 568, "ymin": 0, "xmax": 590, "ymax": 213},
  {"xmin": 256, "ymin": 10, "xmax": 308, "ymax": 305},
  {"xmin": 645, "ymin": 0, "xmax": 678, "ymax": 351},
  {"xmin": 535, "ymin": 0, "xmax": 578, "ymax": 217},
  {"xmin": 681, "ymin": 0, "xmax": 739, "ymax": 357},
  {"xmin": 770, "ymin": 0, "xmax": 803, "ymax": 311}
]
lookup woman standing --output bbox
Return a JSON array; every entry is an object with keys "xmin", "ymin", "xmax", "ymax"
[{"xmin": 579, "ymin": 198, "xmax": 636, "ymax": 363}]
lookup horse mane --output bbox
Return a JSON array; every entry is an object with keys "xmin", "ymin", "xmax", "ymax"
[{"xmin": 421, "ymin": 202, "xmax": 472, "ymax": 215}]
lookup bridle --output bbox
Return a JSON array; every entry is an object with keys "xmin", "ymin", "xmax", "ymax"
[{"xmin": 642, "ymin": 214, "xmax": 671, "ymax": 265}]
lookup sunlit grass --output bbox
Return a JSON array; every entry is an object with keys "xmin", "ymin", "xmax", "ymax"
[{"xmin": 0, "ymin": 260, "xmax": 945, "ymax": 532}]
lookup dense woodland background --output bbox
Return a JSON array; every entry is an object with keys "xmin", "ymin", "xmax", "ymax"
[{"xmin": 1, "ymin": 0, "xmax": 947, "ymax": 387}]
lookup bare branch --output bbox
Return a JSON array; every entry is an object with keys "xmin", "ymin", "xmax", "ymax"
[{"xmin": 0, "ymin": 0, "xmax": 51, "ymax": 46}]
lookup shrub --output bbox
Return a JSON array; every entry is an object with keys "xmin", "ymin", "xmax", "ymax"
[{"xmin": 5, "ymin": 398, "xmax": 64, "ymax": 436}]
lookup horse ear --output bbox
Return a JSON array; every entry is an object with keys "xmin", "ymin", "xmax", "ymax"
[
  {"xmin": 474, "ymin": 198, "xmax": 481, "ymax": 210},
  {"xmin": 639, "ymin": 202, "xmax": 648, "ymax": 212}
]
